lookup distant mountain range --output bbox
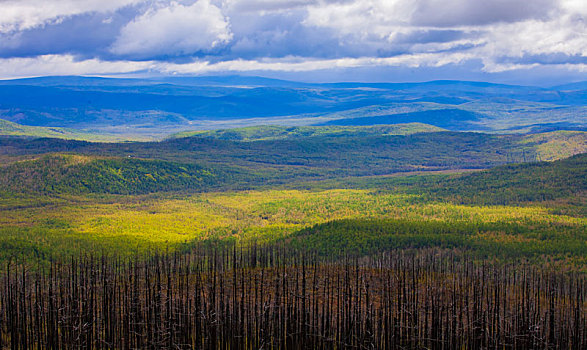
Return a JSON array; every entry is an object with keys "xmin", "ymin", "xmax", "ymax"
[{"xmin": 0, "ymin": 76, "xmax": 585, "ymax": 139}]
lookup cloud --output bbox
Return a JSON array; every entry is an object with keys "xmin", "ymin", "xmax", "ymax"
[
  {"xmin": 0, "ymin": 54, "xmax": 153, "ymax": 79},
  {"xmin": 0, "ymin": 0, "xmax": 585, "ymax": 83},
  {"xmin": 0, "ymin": 10, "xmax": 130, "ymax": 58},
  {"xmin": 0, "ymin": 53, "xmax": 584, "ymax": 87},
  {"xmin": 224, "ymin": 0, "xmax": 354, "ymax": 13},
  {"xmin": 411, "ymin": 0, "xmax": 556, "ymax": 27},
  {"xmin": 0, "ymin": 0, "xmax": 143, "ymax": 33},
  {"xmin": 110, "ymin": 0, "xmax": 232, "ymax": 59}
]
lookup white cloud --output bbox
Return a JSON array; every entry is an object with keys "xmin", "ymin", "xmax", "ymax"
[
  {"xmin": 0, "ymin": 54, "xmax": 153, "ymax": 79},
  {"xmin": 0, "ymin": 53, "xmax": 584, "ymax": 82},
  {"xmin": 224, "ymin": 0, "xmax": 316, "ymax": 13},
  {"xmin": 0, "ymin": 0, "xmax": 144, "ymax": 33},
  {"xmin": 481, "ymin": 17, "xmax": 586, "ymax": 59},
  {"xmin": 560, "ymin": 0, "xmax": 587, "ymax": 16},
  {"xmin": 470, "ymin": 5, "xmax": 586, "ymax": 72},
  {"xmin": 304, "ymin": 0, "xmax": 412, "ymax": 38},
  {"xmin": 158, "ymin": 52, "xmax": 475, "ymax": 73},
  {"xmin": 302, "ymin": 0, "xmax": 586, "ymax": 72},
  {"xmin": 110, "ymin": 0, "xmax": 232, "ymax": 58},
  {"xmin": 0, "ymin": 0, "xmax": 585, "ymax": 81}
]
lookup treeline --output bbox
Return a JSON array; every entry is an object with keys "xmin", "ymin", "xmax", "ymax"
[
  {"xmin": 0, "ymin": 155, "xmax": 226, "ymax": 195},
  {"xmin": 0, "ymin": 246, "xmax": 584, "ymax": 349}
]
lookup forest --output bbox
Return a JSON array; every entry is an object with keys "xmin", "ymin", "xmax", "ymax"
[
  {"xmin": 0, "ymin": 126, "xmax": 585, "ymax": 348},
  {"xmin": 1, "ymin": 247, "xmax": 585, "ymax": 349}
]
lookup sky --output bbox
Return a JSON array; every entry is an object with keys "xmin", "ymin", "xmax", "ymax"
[{"xmin": 0, "ymin": 0, "xmax": 585, "ymax": 85}]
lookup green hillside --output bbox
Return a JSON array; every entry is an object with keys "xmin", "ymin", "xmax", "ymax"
[
  {"xmin": 521, "ymin": 130, "xmax": 587, "ymax": 161},
  {"xmin": 0, "ymin": 118, "xmax": 150, "ymax": 142},
  {"xmin": 169, "ymin": 123, "xmax": 445, "ymax": 141},
  {"xmin": 0, "ymin": 154, "xmax": 220, "ymax": 195},
  {"xmin": 0, "ymin": 119, "xmax": 88, "ymax": 138},
  {"xmin": 284, "ymin": 153, "xmax": 587, "ymax": 259},
  {"xmin": 414, "ymin": 153, "xmax": 587, "ymax": 205}
]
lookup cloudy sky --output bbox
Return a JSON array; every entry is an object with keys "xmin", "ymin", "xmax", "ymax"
[{"xmin": 0, "ymin": 0, "xmax": 585, "ymax": 85}]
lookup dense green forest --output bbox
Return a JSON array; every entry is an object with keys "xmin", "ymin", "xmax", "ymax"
[
  {"xmin": 289, "ymin": 217, "xmax": 587, "ymax": 262},
  {"xmin": 0, "ymin": 154, "xmax": 223, "ymax": 195},
  {"xmin": 417, "ymin": 153, "xmax": 587, "ymax": 205}
]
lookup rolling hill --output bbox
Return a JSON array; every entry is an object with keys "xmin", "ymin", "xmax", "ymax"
[
  {"xmin": 0, "ymin": 118, "xmax": 149, "ymax": 141},
  {"xmin": 1, "ymin": 129, "xmax": 585, "ymax": 187},
  {"xmin": 168, "ymin": 123, "xmax": 445, "ymax": 141},
  {"xmin": 0, "ymin": 76, "xmax": 584, "ymax": 138},
  {"xmin": 320, "ymin": 109, "xmax": 488, "ymax": 130}
]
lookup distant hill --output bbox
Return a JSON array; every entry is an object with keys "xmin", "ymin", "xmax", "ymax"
[
  {"xmin": 0, "ymin": 75, "xmax": 309, "ymax": 88},
  {"xmin": 0, "ymin": 118, "xmax": 147, "ymax": 142},
  {"xmin": 169, "ymin": 123, "xmax": 445, "ymax": 141},
  {"xmin": 0, "ymin": 155, "xmax": 221, "ymax": 195},
  {"xmin": 0, "ymin": 119, "xmax": 88, "ymax": 139},
  {"xmin": 551, "ymin": 81, "xmax": 587, "ymax": 91},
  {"xmin": 0, "ymin": 76, "xmax": 585, "ymax": 137},
  {"xmin": 319, "ymin": 109, "xmax": 488, "ymax": 130}
]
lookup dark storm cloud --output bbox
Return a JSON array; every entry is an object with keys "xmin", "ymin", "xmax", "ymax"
[
  {"xmin": 411, "ymin": 0, "xmax": 557, "ymax": 27},
  {"xmin": 0, "ymin": 9, "xmax": 130, "ymax": 59}
]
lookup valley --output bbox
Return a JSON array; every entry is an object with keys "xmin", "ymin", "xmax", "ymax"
[{"xmin": 0, "ymin": 77, "xmax": 585, "ymax": 348}]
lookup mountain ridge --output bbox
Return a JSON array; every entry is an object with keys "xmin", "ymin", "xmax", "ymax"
[{"xmin": 0, "ymin": 75, "xmax": 584, "ymax": 138}]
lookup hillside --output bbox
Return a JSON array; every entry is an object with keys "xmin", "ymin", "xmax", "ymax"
[
  {"xmin": 169, "ymin": 123, "xmax": 444, "ymax": 141},
  {"xmin": 0, "ymin": 118, "xmax": 147, "ymax": 142},
  {"xmin": 1, "ymin": 130, "xmax": 585, "ymax": 185},
  {"xmin": 380, "ymin": 152, "xmax": 587, "ymax": 206},
  {"xmin": 0, "ymin": 154, "xmax": 221, "ymax": 195}
]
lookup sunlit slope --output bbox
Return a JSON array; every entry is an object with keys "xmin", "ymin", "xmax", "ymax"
[
  {"xmin": 522, "ymin": 131, "xmax": 587, "ymax": 161},
  {"xmin": 169, "ymin": 123, "xmax": 445, "ymax": 141},
  {"xmin": 0, "ymin": 118, "xmax": 157, "ymax": 141}
]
